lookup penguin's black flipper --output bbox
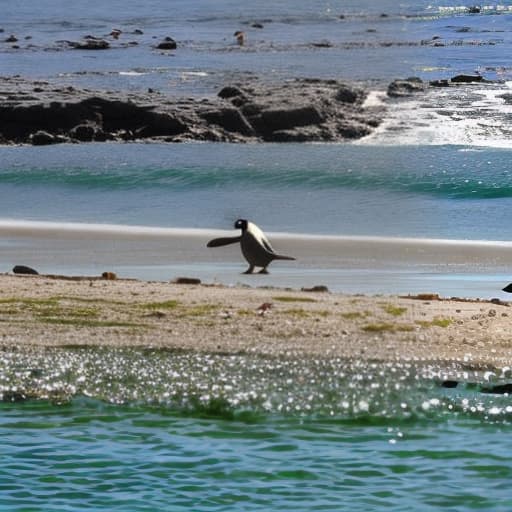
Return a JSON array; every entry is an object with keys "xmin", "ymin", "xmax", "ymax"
[
  {"xmin": 207, "ymin": 236, "xmax": 242, "ymax": 248},
  {"xmin": 273, "ymin": 254, "xmax": 296, "ymax": 261},
  {"xmin": 503, "ymin": 283, "xmax": 512, "ymax": 293}
]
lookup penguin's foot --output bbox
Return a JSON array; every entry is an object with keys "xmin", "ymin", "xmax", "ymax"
[
  {"xmin": 243, "ymin": 266, "xmax": 255, "ymax": 274},
  {"xmin": 259, "ymin": 268, "xmax": 269, "ymax": 274}
]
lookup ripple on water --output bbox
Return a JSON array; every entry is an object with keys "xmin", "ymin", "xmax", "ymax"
[{"xmin": 1, "ymin": 347, "xmax": 512, "ymax": 510}]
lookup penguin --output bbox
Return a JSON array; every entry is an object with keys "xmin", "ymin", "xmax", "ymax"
[{"xmin": 207, "ymin": 219, "xmax": 295, "ymax": 274}]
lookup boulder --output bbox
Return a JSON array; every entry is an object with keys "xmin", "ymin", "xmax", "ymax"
[
  {"xmin": 450, "ymin": 74, "xmax": 483, "ymax": 83},
  {"xmin": 335, "ymin": 85, "xmax": 360, "ymax": 104},
  {"xmin": 430, "ymin": 79, "xmax": 450, "ymax": 87},
  {"xmin": 387, "ymin": 77, "xmax": 425, "ymax": 97},
  {"xmin": 69, "ymin": 39, "xmax": 110, "ymax": 50},
  {"xmin": 157, "ymin": 37, "xmax": 177, "ymax": 50},
  {"xmin": 218, "ymin": 86, "xmax": 245, "ymax": 99},
  {"xmin": 13, "ymin": 265, "xmax": 39, "ymax": 275},
  {"xmin": 201, "ymin": 108, "xmax": 255, "ymax": 136},
  {"xmin": 30, "ymin": 130, "xmax": 58, "ymax": 145},
  {"xmin": 70, "ymin": 123, "xmax": 96, "ymax": 141},
  {"xmin": 259, "ymin": 105, "xmax": 324, "ymax": 133}
]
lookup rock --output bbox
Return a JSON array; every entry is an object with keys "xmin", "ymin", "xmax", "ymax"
[
  {"xmin": 468, "ymin": 6, "xmax": 481, "ymax": 13},
  {"xmin": 259, "ymin": 106, "xmax": 324, "ymax": 133},
  {"xmin": 441, "ymin": 380, "xmax": 459, "ymax": 388},
  {"xmin": 173, "ymin": 277, "xmax": 202, "ymax": 285},
  {"xmin": 201, "ymin": 108, "xmax": 255, "ymax": 136},
  {"xmin": 481, "ymin": 383, "xmax": 512, "ymax": 395},
  {"xmin": 5, "ymin": 35, "xmax": 18, "ymax": 43},
  {"xmin": 450, "ymin": 74, "xmax": 483, "ymax": 83},
  {"xmin": 157, "ymin": 37, "xmax": 177, "ymax": 50},
  {"xmin": 498, "ymin": 93, "xmax": 512, "ymax": 105},
  {"xmin": 69, "ymin": 39, "xmax": 110, "ymax": 50},
  {"xmin": 218, "ymin": 86, "xmax": 245, "ymax": 99},
  {"xmin": 30, "ymin": 130, "xmax": 59, "ymax": 145},
  {"xmin": 337, "ymin": 121, "xmax": 372, "ymax": 138},
  {"xmin": 251, "ymin": 23, "xmax": 264, "ymax": 29},
  {"xmin": 13, "ymin": 265, "xmax": 39, "ymax": 275},
  {"xmin": 430, "ymin": 79, "xmax": 450, "ymax": 87},
  {"xmin": 387, "ymin": 77, "xmax": 425, "ymax": 97},
  {"xmin": 301, "ymin": 285, "xmax": 329, "ymax": 293},
  {"xmin": 502, "ymin": 283, "xmax": 512, "ymax": 293},
  {"xmin": 70, "ymin": 123, "xmax": 96, "ymax": 141},
  {"xmin": 2, "ymin": 390, "xmax": 27, "ymax": 402},
  {"xmin": 0, "ymin": 76, "xmax": 381, "ymax": 144},
  {"xmin": 335, "ymin": 85, "xmax": 360, "ymax": 104},
  {"xmin": 101, "ymin": 271, "xmax": 117, "ymax": 280},
  {"xmin": 312, "ymin": 41, "xmax": 333, "ymax": 48}
]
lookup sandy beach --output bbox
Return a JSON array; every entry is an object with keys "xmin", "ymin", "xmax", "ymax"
[
  {"xmin": 2, "ymin": 220, "xmax": 512, "ymax": 299},
  {"xmin": 1, "ymin": 273, "xmax": 510, "ymax": 370}
]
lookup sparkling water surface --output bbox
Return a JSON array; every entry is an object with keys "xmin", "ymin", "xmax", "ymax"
[{"xmin": 2, "ymin": 347, "xmax": 512, "ymax": 511}]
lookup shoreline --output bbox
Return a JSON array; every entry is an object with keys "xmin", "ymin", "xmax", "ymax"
[
  {"xmin": 1, "ymin": 220, "xmax": 511, "ymax": 299},
  {"xmin": 0, "ymin": 273, "xmax": 511, "ymax": 370}
]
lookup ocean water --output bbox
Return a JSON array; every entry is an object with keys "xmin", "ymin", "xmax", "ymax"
[
  {"xmin": 2, "ymin": 348, "xmax": 512, "ymax": 511},
  {"xmin": 1, "ymin": 143, "xmax": 512, "ymax": 239},
  {"xmin": 2, "ymin": 1, "xmax": 512, "ymax": 510}
]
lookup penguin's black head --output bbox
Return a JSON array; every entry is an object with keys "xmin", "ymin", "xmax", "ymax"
[{"xmin": 234, "ymin": 219, "xmax": 248, "ymax": 231}]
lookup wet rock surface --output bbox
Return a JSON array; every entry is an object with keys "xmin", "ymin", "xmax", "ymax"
[{"xmin": 0, "ymin": 76, "xmax": 383, "ymax": 145}]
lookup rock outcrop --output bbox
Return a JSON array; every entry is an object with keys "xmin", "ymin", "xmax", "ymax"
[{"xmin": 0, "ymin": 76, "xmax": 384, "ymax": 145}]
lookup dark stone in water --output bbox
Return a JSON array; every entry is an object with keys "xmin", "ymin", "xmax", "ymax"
[
  {"xmin": 387, "ymin": 77, "xmax": 425, "ymax": 97},
  {"xmin": 441, "ymin": 380, "xmax": 459, "ymax": 388},
  {"xmin": 498, "ymin": 93, "xmax": 512, "ymax": 105},
  {"xmin": 2, "ymin": 390, "xmax": 27, "ymax": 402},
  {"xmin": 481, "ymin": 383, "xmax": 512, "ymax": 395},
  {"xmin": 157, "ymin": 37, "xmax": 177, "ymax": 50},
  {"xmin": 69, "ymin": 39, "xmax": 110, "ymax": 50},
  {"xmin": 312, "ymin": 41, "xmax": 333, "ymax": 48},
  {"xmin": 502, "ymin": 283, "xmax": 512, "ymax": 293},
  {"xmin": 450, "ymin": 74, "xmax": 483, "ymax": 83},
  {"xmin": 430, "ymin": 79, "xmax": 450, "ymax": 88},
  {"xmin": 335, "ymin": 85, "xmax": 360, "ymax": 104},
  {"xmin": 13, "ymin": 265, "xmax": 39, "ymax": 275}
]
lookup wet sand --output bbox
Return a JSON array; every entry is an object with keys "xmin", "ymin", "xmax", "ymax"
[
  {"xmin": 0, "ymin": 273, "xmax": 510, "ymax": 370},
  {"xmin": 1, "ymin": 220, "xmax": 511, "ymax": 298}
]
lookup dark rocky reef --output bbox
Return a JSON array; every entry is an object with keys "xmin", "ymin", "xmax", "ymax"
[{"xmin": 0, "ymin": 76, "xmax": 382, "ymax": 145}]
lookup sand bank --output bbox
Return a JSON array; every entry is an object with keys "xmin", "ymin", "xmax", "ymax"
[
  {"xmin": 0, "ymin": 274, "xmax": 510, "ymax": 369},
  {"xmin": 1, "ymin": 221, "xmax": 511, "ymax": 298}
]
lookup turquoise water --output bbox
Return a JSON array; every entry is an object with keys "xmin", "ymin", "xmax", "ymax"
[
  {"xmin": 2, "ymin": 347, "xmax": 512, "ymax": 511},
  {"xmin": 1, "ymin": 143, "xmax": 512, "ymax": 240}
]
